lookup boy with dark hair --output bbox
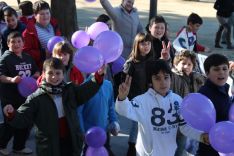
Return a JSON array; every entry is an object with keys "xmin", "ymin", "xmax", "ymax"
[
  {"xmin": 147, "ymin": 15, "xmax": 174, "ymax": 62},
  {"xmin": 18, "ymin": 1, "xmax": 34, "ymax": 25},
  {"xmin": 196, "ymin": 53, "xmax": 232, "ymax": 156},
  {"xmin": 116, "ymin": 59, "xmax": 209, "ymax": 156},
  {"xmin": 0, "ymin": 31, "xmax": 39, "ymax": 155},
  {"xmin": 173, "ymin": 13, "xmax": 210, "ymax": 53},
  {"xmin": 96, "ymin": 14, "xmax": 111, "ymax": 29},
  {"xmin": 3, "ymin": 57, "xmax": 105, "ymax": 156},
  {"xmin": 1, "ymin": 7, "xmax": 26, "ymax": 54},
  {"xmin": 23, "ymin": 0, "xmax": 61, "ymax": 71},
  {"xmin": 187, "ymin": 13, "xmax": 203, "ymax": 25}
]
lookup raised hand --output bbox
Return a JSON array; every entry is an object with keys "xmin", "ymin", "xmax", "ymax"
[
  {"xmin": 109, "ymin": 121, "xmax": 120, "ymax": 136},
  {"xmin": 118, "ymin": 75, "xmax": 132, "ymax": 101},
  {"xmin": 229, "ymin": 61, "xmax": 234, "ymax": 71},
  {"xmin": 3, "ymin": 104, "xmax": 14, "ymax": 117},
  {"xmin": 160, "ymin": 41, "xmax": 171, "ymax": 60},
  {"xmin": 200, "ymin": 133, "xmax": 210, "ymax": 145}
]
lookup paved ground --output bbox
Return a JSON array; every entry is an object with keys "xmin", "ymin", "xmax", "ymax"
[{"xmin": 1, "ymin": 0, "xmax": 234, "ymax": 156}]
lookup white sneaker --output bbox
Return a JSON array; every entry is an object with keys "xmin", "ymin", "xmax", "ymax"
[
  {"xmin": 13, "ymin": 147, "xmax": 33, "ymax": 154},
  {"xmin": 0, "ymin": 148, "xmax": 10, "ymax": 156}
]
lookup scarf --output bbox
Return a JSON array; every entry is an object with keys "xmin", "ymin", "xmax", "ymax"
[{"xmin": 40, "ymin": 80, "xmax": 66, "ymax": 95}]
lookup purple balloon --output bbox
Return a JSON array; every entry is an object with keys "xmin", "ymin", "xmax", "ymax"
[
  {"xmin": 209, "ymin": 121, "xmax": 234, "ymax": 153},
  {"xmin": 93, "ymin": 31, "xmax": 123, "ymax": 63},
  {"xmin": 86, "ymin": 147, "xmax": 108, "ymax": 156},
  {"xmin": 85, "ymin": 127, "xmax": 107, "ymax": 148},
  {"xmin": 71, "ymin": 30, "xmax": 90, "ymax": 49},
  {"xmin": 47, "ymin": 36, "xmax": 64, "ymax": 53},
  {"xmin": 85, "ymin": 0, "xmax": 96, "ymax": 2},
  {"xmin": 181, "ymin": 93, "xmax": 216, "ymax": 132},
  {"xmin": 73, "ymin": 46, "xmax": 104, "ymax": 73},
  {"xmin": 111, "ymin": 56, "xmax": 125, "ymax": 75},
  {"xmin": 18, "ymin": 77, "xmax": 38, "ymax": 98},
  {"xmin": 219, "ymin": 152, "xmax": 234, "ymax": 156},
  {"xmin": 87, "ymin": 22, "xmax": 109, "ymax": 40},
  {"xmin": 229, "ymin": 104, "xmax": 234, "ymax": 122}
]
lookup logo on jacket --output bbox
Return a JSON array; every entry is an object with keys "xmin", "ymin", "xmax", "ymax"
[{"xmin": 131, "ymin": 100, "xmax": 139, "ymax": 108}]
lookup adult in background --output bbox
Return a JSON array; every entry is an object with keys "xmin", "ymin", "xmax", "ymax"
[
  {"xmin": 214, "ymin": 0, "xmax": 234, "ymax": 49},
  {"xmin": 99, "ymin": 0, "xmax": 144, "ymax": 59},
  {"xmin": 22, "ymin": 0, "xmax": 61, "ymax": 71},
  {"xmin": 221, "ymin": 11, "xmax": 234, "ymax": 44}
]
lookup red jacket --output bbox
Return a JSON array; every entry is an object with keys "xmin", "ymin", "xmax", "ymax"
[
  {"xmin": 19, "ymin": 16, "xmax": 36, "ymax": 25},
  {"xmin": 37, "ymin": 66, "xmax": 84, "ymax": 86},
  {"xmin": 22, "ymin": 18, "xmax": 61, "ymax": 71},
  {"xmin": 69, "ymin": 66, "xmax": 84, "ymax": 85}
]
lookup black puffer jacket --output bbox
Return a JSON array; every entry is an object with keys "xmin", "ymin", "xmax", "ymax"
[{"xmin": 123, "ymin": 57, "xmax": 152, "ymax": 100}]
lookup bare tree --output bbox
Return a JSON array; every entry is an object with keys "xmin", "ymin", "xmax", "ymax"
[
  {"xmin": 149, "ymin": 0, "xmax": 157, "ymax": 21},
  {"xmin": 51, "ymin": 0, "xmax": 78, "ymax": 40}
]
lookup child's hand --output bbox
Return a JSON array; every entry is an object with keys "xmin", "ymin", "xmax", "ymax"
[
  {"xmin": 118, "ymin": 75, "xmax": 132, "ymax": 101},
  {"xmin": 229, "ymin": 61, "xmax": 234, "ymax": 71},
  {"xmin": 11, "ymin": 76, "xmax": 21, "ymax": 84},
  {"xmin": 204, "ymin": 47, "xmax": 211, "ymax": 53},
  {"xmin": 3, "ymin": 104, "xmax": 14, "ymax": 117},
  {"xmin": 200, "ymin": 133, "xmax": 209, "ymax": 145},
  {"xmin": 97, "ymin": 65, "xmax": 106, "ymax": 76},
  {"xmin": 160, "ymin": 41, "xmax": 171, "ymax": 60},
  {"xmin": 108, "ymin": 121, "xmax": 120, "ymax": 136}
]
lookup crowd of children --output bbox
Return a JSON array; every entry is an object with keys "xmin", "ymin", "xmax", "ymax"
[{"xmin": 0, "ymin": 0, "xmax": 234, "ymax": 156}]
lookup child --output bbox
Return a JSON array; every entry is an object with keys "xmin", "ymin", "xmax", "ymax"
[
  {"xmin": 18, "ymin": 1, "xmax": 34, "ymax": 25},
  {"xmin": 173, "ymin": 13, "xmax": 210, "ymax": 53},
  {"xmin": 196, "ymin": 54, "xmax": 232, "ymax": 156},
  {"xmin": 23, "ymin": 0, "xmax": 61, "ymax": 71},
  {"xmin": 116, "ymin": 59, "xmax": 209, "ymax": 156},
  {"xmin": 96, "ymin": 14, "xmax": 112, "ymax": 30},
  {"xmin": 52, "ymin": 41, "xmax": 84, "ymax": 84},
  {"xmin": 3, "ymin": 57, "xmax": 104, "ymax": 156},
  {"xmin": 1, "ymin": 7, "xmax": 26, "ymax": 54},
  {"xmin": 171, "ymin": 50, "xmax": 206, "ymax": 97},
  {"xmin": 77, "ymin": 66, "xmax": 119, "ymax": 156},
  {"xmin": 147, "ymin": 16, "xmax": 174, "ymax": 62},
  {"xmin": 37, "ymin": 41, "xmax": 84, "ymax": 85},
  {"xmin": 0, "ymin": 31, "xmax": 39, "ymax": 155},
  {"xmin": 171, "ymin": 50, "xmax": 206, "ymax": 156},
  {"xmin": 123, "ymin": 32, "xmax": 153, "ymax": 156},
  {"xmin": 95, "ymin": 14, "xmax": 114, "ymax": 82}
]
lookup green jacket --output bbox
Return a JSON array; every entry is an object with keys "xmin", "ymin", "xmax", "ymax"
[{"xmin": 9, "ymin": 80, "xmax": 101, "ymax": 156}]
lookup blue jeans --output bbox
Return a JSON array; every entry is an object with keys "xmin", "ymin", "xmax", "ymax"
[
  {"xmin": 128, "ymin": 120, "xmax": 138, "ymax": 143},
  {"xmin": 222, "ymin": 12, "xmax": 234, "ymax": 41},
  {"xmin": 175, "ymin": 131, "xmax": 188, "ymax": 156}
]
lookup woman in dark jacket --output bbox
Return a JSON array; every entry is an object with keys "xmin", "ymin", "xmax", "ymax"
[{"xmin": 214, "ymin": 0, "xmax": 234, "ymax": 49}]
